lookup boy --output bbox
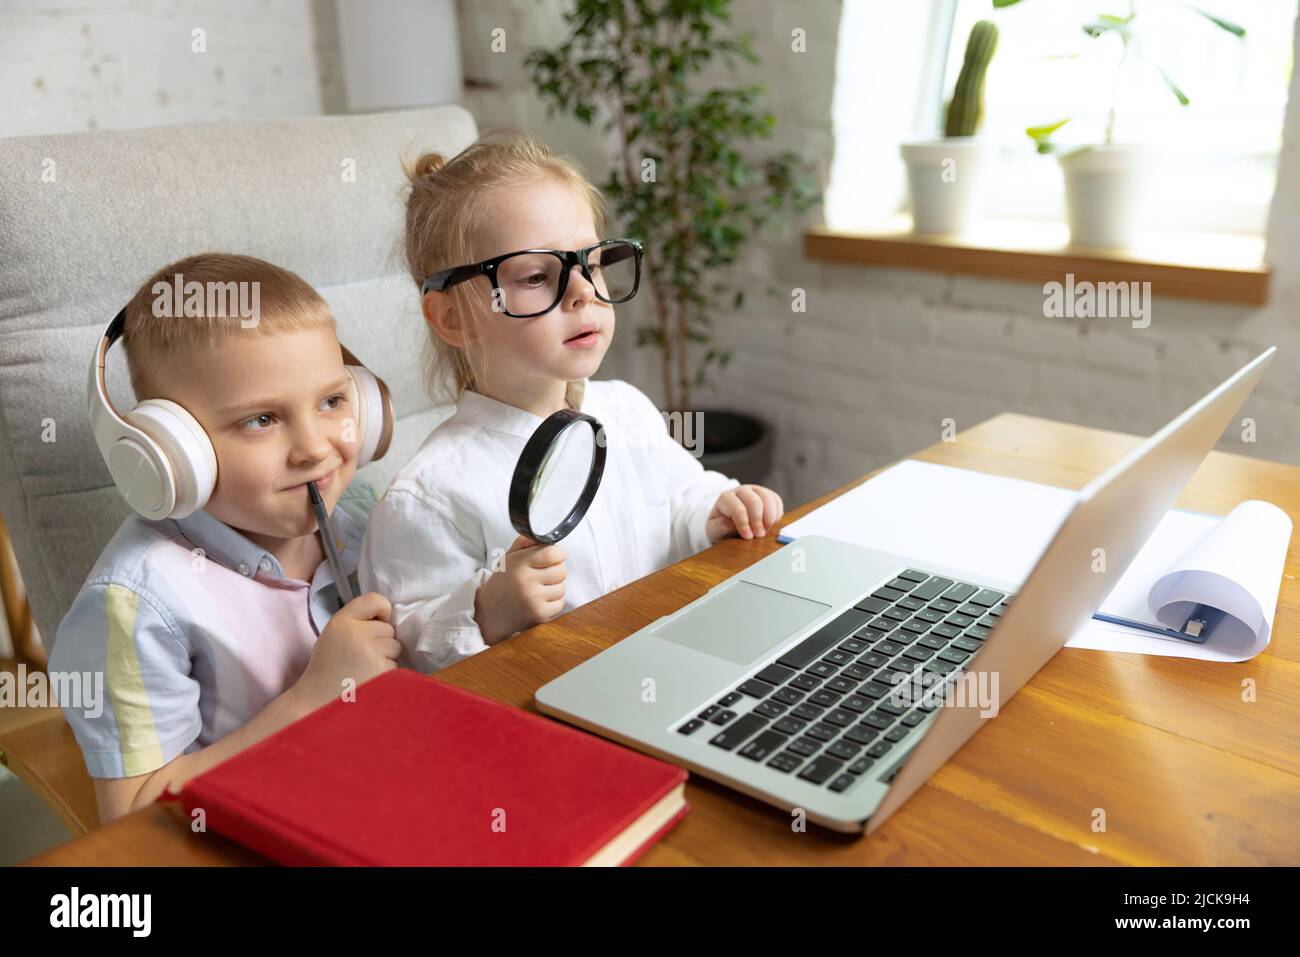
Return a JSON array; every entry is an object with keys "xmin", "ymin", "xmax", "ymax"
[{"xmin": 50, "ymin": 253, "xmax": 399, "ymax": 823}]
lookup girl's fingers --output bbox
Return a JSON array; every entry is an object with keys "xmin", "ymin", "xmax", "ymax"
[
  {"xmin": 737, "ymin": 486, "xmax": 766, "ymax": 536},
  {"xmin": 536, "ymin": 562, "xmax": 567, "ymax": 586},
  {"xmin": 725, "ymin": 493, "xmax": 752, "ymax": 537},
  {"xmin": 761, "ymin": 488, "xmax": 783, "ymax": 530},
  {"xmin": 526, "ymin": 543, "xmax": 566, "ymax": 568}
]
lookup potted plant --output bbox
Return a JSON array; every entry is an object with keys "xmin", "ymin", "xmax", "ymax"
[
  {"xmin": 1019, "ymin": 0, "xmax": 1245, "ymax": 248},
  {"xmin": 901, "ymin": 19, "xmax": 999, "ymax": 235},
  {"xmin": 526, "ymin": 0, "xmax": 819, "ymax": 484}
]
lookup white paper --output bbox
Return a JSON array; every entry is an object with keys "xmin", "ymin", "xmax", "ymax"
[{"xmin": 778, "ymin": 459, "xmax": 1292, "ymax": 662}]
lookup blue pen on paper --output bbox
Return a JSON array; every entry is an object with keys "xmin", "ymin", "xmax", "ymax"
[
  {"xmin": 308, "ymin": 481, "xmax": 354, "ymax": 609},
  {"xmin": 1092, "ymin": 603, "xmax": 1223, "ymax": 645}
]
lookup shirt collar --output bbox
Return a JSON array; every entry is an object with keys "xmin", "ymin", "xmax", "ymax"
[
  {"xmin": 171, "ymin": 504, "xmax": 365, "ymax": 583},
  {"xmin": 455, "ymin": 379, "xmax": 588, "ymax": 439}
]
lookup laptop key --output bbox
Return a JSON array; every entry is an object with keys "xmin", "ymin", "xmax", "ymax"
[
  {"xmin": 929, "ymin": 598, "xmax": 958, "ymax": 613},
  {"xmin": 913, "ymin": 608, "xmax": 945, "ymax": 624},
  {"xmin": 709, "ymin": 712, "xmax": 768, "ymax": 750},
  {"xmin": 853, "ymin": 596, "xmax": 890, "ymax": 615},
  {"xmin": 839, "ymin": 637, "xmax": 871, "ymax": 654},
  {"xmin": 739, "ymin": 730, "xmax": 790, "ymax": 762},
  {"xmin": 824, "ymin": 708, "xmax": 856, "ymax": 728},
  {"xmin": 883, "ymin": 606, "xmax": 910, "ymax": 622},
  {"xmin": 737, "ymin": 679, "xmax": 773, "ymax": 698},
  {"xmin": 767, "ymin": 752, "xmax": 804, "ymax": 774},
  {"xmin": 931, "ymin": 623, "xmax": 963, "ymax": 639},
  {"xmin": 868, "ymin": 617, "xmax": 896, "ymax": 632},
  {"xmin": 718, "ymin": 691, "xmax": 743, "ymax": 706},
  {"xmin": 789, "ymin": 674, "xmax": 822, "ymax": 692},
  {"xmin": 953, "ymin": 636, "xmax": 982, "ymax": 653},
  {"xmin": 776, "ymin": 608, "xmax": 871, "ymax": 670},
  {"xmin": 917, "ymin": 634, "xmax": 947, "ymax": 651},
  {"xmin": 898, "ymin": 568, "xmax": 929, "ymax": 583},
  {"xmin": 937, "ymin": 648, "xmax": 970, "ymax": 665},
  {"xmin": 922, "ymin": 659, "xmax": 959, "ymax": 676},
  {"xmin": 861, "ymin": 712, "xmax": 894, "ymax": 730},
  {"xmin": 826, "ymin": 676, "xmax": 857, "ymax": 695},
  {"xmin": 970, "ymin": 589, "xmax": 1005, "ymax": 607},
  {"xmin": 966, "ymin": 625, "xmax": 990, "ymax": 640},
  {"xmin": 858, "ymin": 681, "xmax": 892, "ymax": 700},
  {"xmin": 886, "ymin": 577, "xmax": 917, "ymax": 592},
  {"xmin": 792, "ymin": 702, "xmax": 824, "ymax": 721},
  {"xmin": 754, "ymin": 700, "xmax": 788, "ymax": 719},
  {"xmin": 848, "ymin": 756, "xmax": 877, "ymax": 775},
  {"xmin": 788, "ymin": 736, "xmax": 823, "ymax": 757},
  {"xmin": 842, "ymin": 663, "xmax": 874, "ymax": 681},
  {"xmin": 841, "ymin": 694, "xmax": 872, "ymax": 713},
  {"xmin": 798, "ymin": 756, "xmax": 845, "ymax": 785},
  {"xmin": 809, "ymin": 689, "xmax": 841, "ymax": 708},
  {"xmin": 884, "ymin": 726, "xmax": 910, "ymax": 743},
  {"xmin": 755, "ymin": 663, "xmax": 795, "ymax": 685},
  {"xmin": 823, "ymin": 648, "xmax": 855, "ymax": 666},
  {"xmin": 978, "ymin": 615, "xmax": 1000, "ymax": 629},
  {"xmin": 943, "ymin": 582, "xmax": 978, "ymax": 603},
  {"xmin": 806, "ymin": 661, "xmax": 838, "ymax": 679},
  {"xmin": 871, "ymin": 586, "xmax": 905, "ymax": 603},
  {"xmin": 901, "ymin": 711, "xmax": 927, "ymax": 727},
  {"xmin": 876, "ymin": 700, "xmax": 909, "ymax": 717},
  {"xmin": 945, "ymin": 613, "xmax": 975, "ymax": 628},
  {"xmin": 697, "ymin": 705, "xmax": 720, "ymax": 720},
  {"xmin": 909, "ymin": 577, "xmax": 954, "ymax": 601},
  {"xmin": 874, "ymin": 640, "xmax": 905, "ymax": 656},
  {"xmin": 897, "ymin": 595, "xmax": 926, "ymax": 611},
  {"xmin": 828, "ymin": 773, "xmax": 857, "ymax": 793},
  {"xmin": 902, "ymin": 646, "xmax": 934, "ymax": 662},
  {"xmin": 866, "ymin": 741, "xmax": 894, "ymax": 758},
  {"xmin": 710, "ymin": 709, "xmax": 738, "ymax": 725},
  {"xmin": 806, "ymin": 722, "xmax": 840, "ymax": 742},
  {"xmin": 773, "ymin": 716, "xmax": 808, "ymax": 736},
  {"xmin": 677, "ymin": 719, "xmax": 704, "ymax": 735},
  {"xmin": 844, "ymin": 721, "xmax": 880, "ymax": 742},
  {"xmin": 858, "ymin": 651, "xmax": 889, "ymax": 669},
  {"xmin": 826, "ymin": 739, "xmax": 861, "ymax": 760},
  {"xmin": 772, "ymin": 686, "xmax": 805, "ymax": 705}
]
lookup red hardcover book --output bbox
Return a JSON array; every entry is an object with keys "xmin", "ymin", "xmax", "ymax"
[{"xmin": 168, "ymin": 668, "xmax": 688, "ymax": 866}]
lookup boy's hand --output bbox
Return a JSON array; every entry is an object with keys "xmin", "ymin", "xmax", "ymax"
[
  {"xmin": 706, "ymin": 484, "xmax": 785, "ymax": 543},
  {"xmin": 292, "ymin": 592, "xmax": 399, "ymax": 713},
  {"xmin": 475, "ymin": 534, "xmax": 567, "ymax": 644}
]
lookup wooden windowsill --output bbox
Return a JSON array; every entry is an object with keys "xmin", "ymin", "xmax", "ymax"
[{"xmin": 804, "ymin": 214, "xmax": 1271, "ymax": 305}]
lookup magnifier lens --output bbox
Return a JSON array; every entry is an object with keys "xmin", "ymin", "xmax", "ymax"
[
  {"xmin": 508, "ymin": 409, "xmax": 606, "ymax": 545},
  {"xmin": 528, "ymin": 421, "xmax": 596, "ymax": 539}
]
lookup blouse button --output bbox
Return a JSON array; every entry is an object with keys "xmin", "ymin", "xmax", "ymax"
[
  {"xmin": 237, "ymin": 562, "xmax": 251, "ymax": 577},
  {"xmin": 258, "ymin": 558, "xmax": 273, "ymax": 573}
]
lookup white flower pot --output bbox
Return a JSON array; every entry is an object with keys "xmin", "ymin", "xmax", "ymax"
[
  {"xmin": 1058, "ymin": 144, "xmax": 1149, "ymax": 249},
  {"xmin": 900, "ymin": 137, "xmax": 991, "ymax": 236}
]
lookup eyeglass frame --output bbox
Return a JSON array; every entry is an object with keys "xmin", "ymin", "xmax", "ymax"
[{"xmin": 420, "ymin": 238, "xmax": 644, "ymax": 319}]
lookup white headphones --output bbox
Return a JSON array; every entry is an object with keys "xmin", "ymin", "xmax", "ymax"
[{"xmin": 89, "ymin": 309, "xmax": 394, "ymax": 520}]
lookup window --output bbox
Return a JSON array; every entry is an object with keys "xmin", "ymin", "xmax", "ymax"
[{"xmin": 828, "ymin": 0, "xmax": 1298, "ymax": 235}]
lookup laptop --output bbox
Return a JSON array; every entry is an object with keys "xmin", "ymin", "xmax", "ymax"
[{"xmin": 535, "ymin": 348, "xmax": 1277, "ymax": 833}]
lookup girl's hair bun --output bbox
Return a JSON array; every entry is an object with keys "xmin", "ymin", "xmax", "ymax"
[{"xmin": 407, "ymin": 150, "xmax": 448, "ymax": 183}]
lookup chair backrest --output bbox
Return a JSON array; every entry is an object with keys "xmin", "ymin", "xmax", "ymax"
[{"xmin": 0, "ymin": 105, "xmax": 478, "ymax": 646}]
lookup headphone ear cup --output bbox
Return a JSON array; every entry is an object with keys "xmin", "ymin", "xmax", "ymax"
[
  {"xmin": 346, "ymin": 365, "xmax": 393, "ymax": 468},
  {"xmin": 124, "ymin": 400, "xmax": 217, "ymax": 519}
]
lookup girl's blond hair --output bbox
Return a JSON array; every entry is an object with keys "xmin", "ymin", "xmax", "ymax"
[{"xmin": 402, "ymin": 128, "xmax": 607, "ymax": 402}]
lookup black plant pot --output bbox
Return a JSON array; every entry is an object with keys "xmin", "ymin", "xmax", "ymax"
[{"xmin": 696, "ymin": 408, "xmax": 774, "ymax": 486}]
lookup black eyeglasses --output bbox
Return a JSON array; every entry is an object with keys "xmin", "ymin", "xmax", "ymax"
[{"xmin": 421, "ymin": 238, "xmax": 643, "ymax": 319}]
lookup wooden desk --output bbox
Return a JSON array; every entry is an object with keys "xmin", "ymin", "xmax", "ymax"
[{"xmin": 27, "ymin": 413, "xmax": 1300, "ymax": 865}]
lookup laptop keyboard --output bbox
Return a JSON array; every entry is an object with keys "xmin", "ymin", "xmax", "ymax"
[{"xmin": 674, "ymin": 569, "xmax": 1013, "ymax": 795}]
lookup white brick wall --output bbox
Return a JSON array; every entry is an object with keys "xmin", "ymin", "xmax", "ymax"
[{"xmin": 5, "ymin": 0, "xmax": 1296, "ymax": 512}]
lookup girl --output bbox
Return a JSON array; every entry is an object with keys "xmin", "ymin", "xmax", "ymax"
[{"xmin": 359, "ymin": 132, "xmax": 784, "ymax": 673}]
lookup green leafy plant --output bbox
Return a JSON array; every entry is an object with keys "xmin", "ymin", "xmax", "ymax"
[
  {"xmin": 526, "ymin": 0, "xmax": 820, "ymax": 413},
  {"xmin": 945, "ymin": 20, "xmax": 999, "ymax": 137},
  {"xmin": 1000, "ymin": 0, "xmax": 1246, "ymax": 153}
]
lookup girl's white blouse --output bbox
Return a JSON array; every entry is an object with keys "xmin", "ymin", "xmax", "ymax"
[{"xmin": 359, "ymin": 379, "xmax": 739, "ymax": 673}]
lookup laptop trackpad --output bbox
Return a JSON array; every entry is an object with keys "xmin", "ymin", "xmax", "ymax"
[{"xmin": 653, "ymin": 581, "xmax": 832, "ymax": 666}]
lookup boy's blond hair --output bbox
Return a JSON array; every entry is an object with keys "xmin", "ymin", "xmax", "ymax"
[
  {"xmin": 122, "ymin": 253, "xmax": 334, "ymax": 399},
  {"xmin": 402, "ymin": 129, "xmax": 608, "ymax": 402}
]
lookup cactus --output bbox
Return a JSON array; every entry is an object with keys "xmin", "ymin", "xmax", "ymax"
[{"xmin": 944, "ymin": 20, "xmax": 998, "ymax": 138}]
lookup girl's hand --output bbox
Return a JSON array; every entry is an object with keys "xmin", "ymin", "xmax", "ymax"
[
  {"xmin": 706, "ymin": 484, "xmax": 785, "ymax": 544},
  {"xmin": 474, "ymin": 534, "xmax": 567, "ymax": 644}
]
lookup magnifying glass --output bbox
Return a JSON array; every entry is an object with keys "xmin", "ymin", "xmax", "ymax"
[{"xmin": 509, "ymin": 409, "xmax": 606, "ymax": 545}]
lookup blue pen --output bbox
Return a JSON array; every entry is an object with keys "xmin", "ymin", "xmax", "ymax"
[{"xmin": 1092, "ymin": 604, "xmax": 1220, "ymax": 645}]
